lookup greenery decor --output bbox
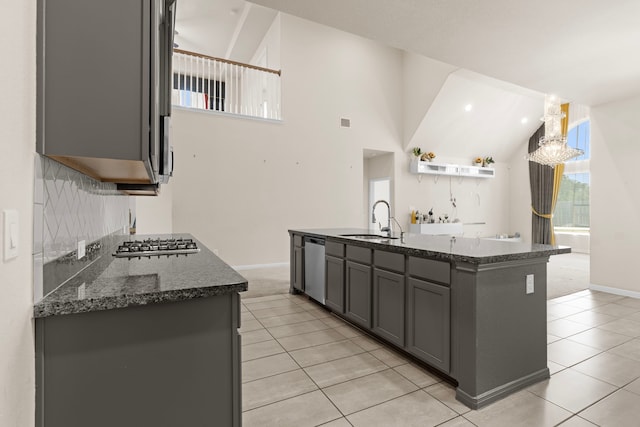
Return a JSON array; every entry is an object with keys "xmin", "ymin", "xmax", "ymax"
[{"xmin": 412, "ymin": 147, "xmax": 423, "ymax": 157}]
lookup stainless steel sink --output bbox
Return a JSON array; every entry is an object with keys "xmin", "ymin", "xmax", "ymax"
[{"xmin": 339, "ymin": 234, "xmax": 399, "ymax": 240}]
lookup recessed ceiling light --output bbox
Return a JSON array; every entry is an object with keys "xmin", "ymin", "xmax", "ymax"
[
  {"xmin": 464, "ymin": 104, "xmax": 473, "ymax": 112},
  {"xmin": 521, "ymin": 117, "xmax": 528, "ymax": 124}
]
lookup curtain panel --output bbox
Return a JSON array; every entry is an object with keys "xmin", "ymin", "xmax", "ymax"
[{"xmin": 528, "ymin": 124, "xmax": 555, "ymax": 244}]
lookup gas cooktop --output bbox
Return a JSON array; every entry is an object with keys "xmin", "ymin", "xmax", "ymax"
[{"xmin": 113, "ymin": 238, "xmax": 200, "ymax": 258}]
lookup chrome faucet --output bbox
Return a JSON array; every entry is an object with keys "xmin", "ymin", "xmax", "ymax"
[
  {"xmin": 372, "ymin": 199, "xmax": 405, "ymax": 242},
  {"xmin": 372, "ymin": 200, "xmax": 392, "ymax": 237}
]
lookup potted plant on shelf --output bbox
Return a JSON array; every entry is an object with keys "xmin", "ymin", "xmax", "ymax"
[
  {"xmin": 412, "ymin": 147, "xmax": 423, "ymax": 158},
  {"xmin": 483, "ymin": 156, "xmax": 495, "ymax": 167},
  {"xmin": 421, "ymin": 152, "xmax": 436, "ymax": 162},
  {"xmin": 474, "ymin": 157, "xmax": 483, "ymax": 166}
]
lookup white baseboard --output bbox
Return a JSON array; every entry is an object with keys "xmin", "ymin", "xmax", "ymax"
[
  {"xmin": 589, "ymin": 284, "xmax": 640, "ymax": 299},
  {"xmin": 232, "ymin": 262, "xmax": 289, "ymax": 271}
]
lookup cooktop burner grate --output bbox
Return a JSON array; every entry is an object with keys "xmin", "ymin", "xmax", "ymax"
[{"xmin": 113, "ymin": 238, "xmax": 200, "ymax": 258}]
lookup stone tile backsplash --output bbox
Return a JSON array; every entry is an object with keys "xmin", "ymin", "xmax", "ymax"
[{"xmin": 33, "ymin": 155, "xmax": 129, "ymax": 300}]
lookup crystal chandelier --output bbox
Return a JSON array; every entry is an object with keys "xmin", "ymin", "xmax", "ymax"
[{"xmin": 527, "ymin": 95, "xmax": 583, "ymax": 168}]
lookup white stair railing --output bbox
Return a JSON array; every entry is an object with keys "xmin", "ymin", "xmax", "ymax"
[{"xmin": 172, "ymin": 49, "xmax": 282, "ymax": 120}]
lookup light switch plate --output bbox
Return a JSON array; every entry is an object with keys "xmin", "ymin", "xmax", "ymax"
[
  {"xmin": 526, "ymin": 274, "xmax": 534, "ymax": 294},
  {"xmin": 3, "ymin": 209, "xmax": 19, "ymax": 261},
  {"xmin": 77, "ymin": 240, "xmax": 86, "ymax": 260}
]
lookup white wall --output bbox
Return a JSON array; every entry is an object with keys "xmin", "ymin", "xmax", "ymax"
[
  {"xmin": 509, "ymin": 140, "xmax": 533, "ymax": 243},
  {"xmin": 250, "ymin": 13, "xmax": 281, "ymax": 70},
  {"xmin": 0, "ymin": 1, "xmax": 35, "ymax": 425},
  {"xmin": 133, "ymin": 183, "xmax": 174, "ymax": 235},
  {"xmin": 170, "ymin": 14, "xmax": 404, "ymax": 266},
  {"xmin": 590, "ymin": 95, "xmax": 640, "ymax": 295},
  {"xmin": 395, "ymin": 157, "xmax": 513, "ymax": 238},
  {"xmin": 164, "ymin": 14, "xmax": 516, "ymax": 266},
  {"xmin": 555, "ymin": 232, "xmax": 589, "ymax": 254},
  {"xmin": 402, "ymin": 52, "xmax": 457, "ymax": 148}
]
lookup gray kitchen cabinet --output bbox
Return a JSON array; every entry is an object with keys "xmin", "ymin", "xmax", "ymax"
[
  {"xmin": 371, "ymin": 249, "xmax": 406, "ymax": 347},
  {"xmin": 289, "ymin": 229, "xmax": 567, "ymax": 409},
  {"xmin": 36, "ymin": 294, "xmax": 242, "ymax": 427},
  {"xmin": 36, "ymin": 0, "xmax": 175, "ymax": 186},
  {"xmin": 291, "ymin": 234, "xmax": 304, "ymax": 292},
  {"xmin": 372, "ymin": 267, "xmax": 405, "ymax": 347},
  {"xmin": 345, "ymin": 260, "xmax": 372, "ymax": 328},
  {"xmin": 325, "ymin": 255, "xmax": 345, "ymax": 313},
  {"xmin": 406, "ymin": 277, "xmax": 451, "ymax": 373}
]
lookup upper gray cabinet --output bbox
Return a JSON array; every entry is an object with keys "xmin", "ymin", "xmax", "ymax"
[{"xmin": 37, "ymin": 0, "xmax": 176, "ymax": 189}]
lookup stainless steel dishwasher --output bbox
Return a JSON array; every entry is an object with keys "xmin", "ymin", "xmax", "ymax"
[{"xmin": 304, "ymin": 236, "xmax": 325, "ymax": 304}]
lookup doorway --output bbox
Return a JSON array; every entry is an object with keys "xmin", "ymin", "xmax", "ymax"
[
  {"xmin": 363, "ymin": 150, "xmax": 394, "ymax": 230},
  {"xmin": 369, "ymin": 178, "xmax": 391, "ymax": 231}
]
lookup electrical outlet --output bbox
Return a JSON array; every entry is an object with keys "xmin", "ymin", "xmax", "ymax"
[
  {"xmin": 526, "ymin": 274, "xmax": 534, "ymax": 294},
  {"xmin": 77, "ymin": 240, "xmax": 86, "ymax": 260}
]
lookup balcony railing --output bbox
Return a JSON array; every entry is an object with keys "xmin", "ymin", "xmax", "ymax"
[{"xmin": 172, "ymin": 49, "xmax": 281, "ymax": 120}]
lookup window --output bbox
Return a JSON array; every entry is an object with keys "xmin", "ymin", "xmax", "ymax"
[
  {"xmin": 555, "ymin": 173, "xmax": 590, "ymax": 228},
  {"xmin": 555, "ymin": 120, "xmax": 590, "ymax": 230},
  {"xmin": 566, "ymin": 120, "xmax": 590, "ymax": 161}
]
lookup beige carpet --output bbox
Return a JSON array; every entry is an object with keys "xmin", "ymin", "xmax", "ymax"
[
  {"xmin": 547, "ymin": 252, "xmax": 590, "ymax": 299},
  {"xmin": 237, "ymin": 253, "xmax": 590, "ymax": 301}
]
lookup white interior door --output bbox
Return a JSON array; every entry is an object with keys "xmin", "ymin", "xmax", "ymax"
[{"xmin": 369, "ymin": 178, "xmax": 390, "ymax": 231}]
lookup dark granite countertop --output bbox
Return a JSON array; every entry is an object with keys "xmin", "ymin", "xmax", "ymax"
[
  {"xmin": 34, "ymin": 234, "xmax": 247, "ymax": 318},
  {"xmin": 289, "ymin": 228, "xmax": 570, "ymax": 264}
]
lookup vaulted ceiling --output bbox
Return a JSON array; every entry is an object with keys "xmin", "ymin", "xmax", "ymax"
[
  {"xmin": 176, "ymin": 1, "xmax": 640, "ymax": 161},
  {"xmin": 174, "ymin": 0, "xmax": 276, "ymax": 62},
  {"xmin": 249, "ymin": 0, "xmax": 640, "ymax": 107}
]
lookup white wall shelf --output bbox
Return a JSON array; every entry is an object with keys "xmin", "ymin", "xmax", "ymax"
[{"xmin": 410, "ymin": 159, "xmax": 495, "ymax": 178}]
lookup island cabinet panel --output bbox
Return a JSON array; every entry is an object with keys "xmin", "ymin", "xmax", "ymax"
[
  {"xmin": 372, "ymin": 267, "xmax": 405, "ymax": 346},
  {"xmin": 406, "ymin": 277, "xmax": 451, "ymax": 373},
  {"xmin": 325, "ymin": 255, "xmax": 345, "ymax": 313},
  {"xmin": 345, "ymin": 260, "xmax": 372, "ymax": 328},
  {"xmin": 291, "ymin": 234, "xmax": 304, "ymax": 292}
]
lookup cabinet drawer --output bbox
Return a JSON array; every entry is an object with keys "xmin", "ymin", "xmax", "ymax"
[
  {"xmin": 326, "ymin": 240, "xmax": 345, "ymax": 257},
  {"xmin": 408, "ymin": 257, "xmax": 450, "ymax": 285},
  {"xmin": 293, "ymin": 235, "xmax": 303, "ymax": 247},
  {"xmin": 374, "ymin": 250, "xmax": 405, "ymax": 273},
  {"xmin": 346, "ymin": 245, "xmax": 371, "ymax": 264}
]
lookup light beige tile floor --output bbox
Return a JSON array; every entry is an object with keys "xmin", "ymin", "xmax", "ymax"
[{"xmin": 240, "ymin": 270, "xmax": 640, "ymax": 426}]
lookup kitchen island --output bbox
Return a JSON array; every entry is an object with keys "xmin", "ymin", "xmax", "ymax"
[
  {"xmin": 34, "ymin": 234, "xmax": 247, "ymax": 427},
  {"xmin": 289, "ymin": 228, "xmax": 570, "ymax": 409}
]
